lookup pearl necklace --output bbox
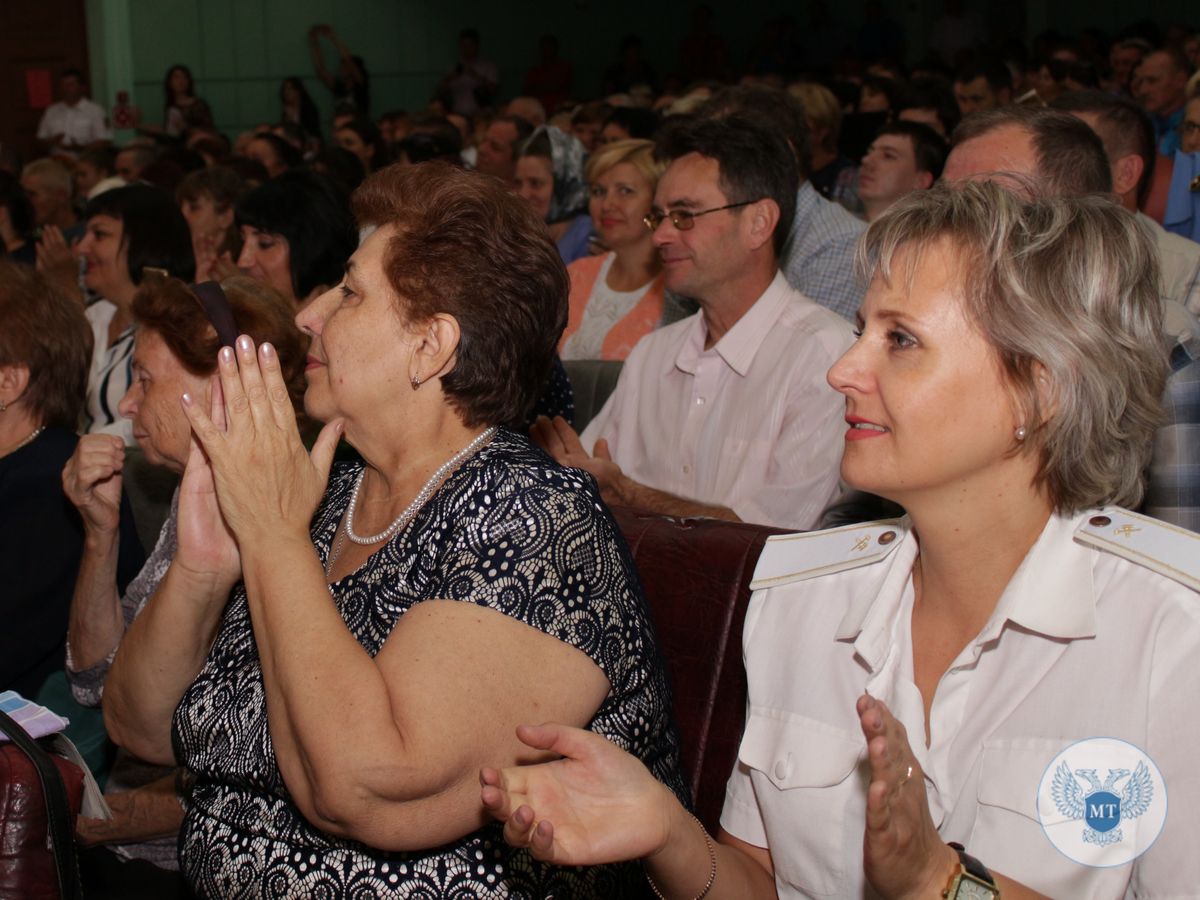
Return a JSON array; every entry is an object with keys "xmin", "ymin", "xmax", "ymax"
[
  {"xmin": 1, "ymin": 425, "xmax": 45, "ymax": 458},
  {"xmin": 344, "ymin": 426, "xmax": 497, "ymax": 546}
]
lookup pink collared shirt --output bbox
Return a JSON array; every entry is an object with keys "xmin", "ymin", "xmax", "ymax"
[{"xmin": 580, "ymin": 272, "xmax": 853, "ymax": 529}]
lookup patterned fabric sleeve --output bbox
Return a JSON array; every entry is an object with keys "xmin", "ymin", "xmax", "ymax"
[{"xmin": 425, "ymin": 460, "xmax": 627, "ymax": 678}]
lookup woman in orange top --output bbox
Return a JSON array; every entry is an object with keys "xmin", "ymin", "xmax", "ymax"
[{"xmin": 560, "ymin": 139, "xmax": 676, "ymax": 360}]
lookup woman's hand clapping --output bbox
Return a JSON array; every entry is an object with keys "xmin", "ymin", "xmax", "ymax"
[
  {"xmin": 180, "ymin": 335, "xmax": 342, "ymax": 549},
  {"xmin": 480, "ymin": 723, "xmax": 678, "ymax": 867},
  {"xmin": 858, "ymin": 694, "xmax": 958, "ymax": 900}
]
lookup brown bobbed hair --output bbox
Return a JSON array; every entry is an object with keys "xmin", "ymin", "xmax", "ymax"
[
  {"xmin": 0, "ymin": 261, "xmax": 92, "ymax": 429},
  {"xmin": 131, "ymin": 275, "xmax": 307, "ymax": 414},
  {"xmin": 352, "ymin": 162, "xmax": 568, "ymax": 428}
]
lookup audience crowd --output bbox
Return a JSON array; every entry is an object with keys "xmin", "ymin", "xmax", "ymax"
[{"xmin": 3, "ymin": 7, "xmax": 1200, "ymax": 897}]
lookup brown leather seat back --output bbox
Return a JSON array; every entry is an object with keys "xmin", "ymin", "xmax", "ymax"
[{"xmin": 612, "ymin": 508, "xmax": 788, "ymax": 833}]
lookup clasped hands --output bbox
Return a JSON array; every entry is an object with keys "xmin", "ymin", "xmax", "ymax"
[
  {"xmin": 481, "ymin": 695, "xmax": 956, "ymax": 899},
  {"xmin": 179, "ymin": 335, "xmax": 342, "ymax": 554}
]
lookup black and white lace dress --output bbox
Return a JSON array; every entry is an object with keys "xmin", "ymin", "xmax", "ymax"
[{"xmin": 173, "ymin": 430, "xmax": 687, "ymax": 898}]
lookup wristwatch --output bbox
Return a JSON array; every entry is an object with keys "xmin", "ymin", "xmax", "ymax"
[{"xmin": 942, "ymin": 842, "xmax": 1000, "ymax": 899}]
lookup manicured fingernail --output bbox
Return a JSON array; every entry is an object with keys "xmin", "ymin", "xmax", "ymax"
[
  {"xmin": 260, "ymin": 342, "xmax": 275, "ymax": 358},
  {"xmin": 237, "ymin": 335, "xmax": 253, "ymax": 352},
  {"xmin": 219, "ymin": 346, "xmax": 234, "ymax": 364},
  {"xmin": 181, "ymin": 392, "xmax": 193, "ymax": 407}
]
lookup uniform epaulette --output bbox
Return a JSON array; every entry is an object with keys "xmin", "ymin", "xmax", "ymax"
[
  {"xmin": 1074, "ymin": 508, "xmax": 1200, "ymax": 592},
  {"xmin": 750, "ymin": 518, "xmax": 908, "ymax": 590}
]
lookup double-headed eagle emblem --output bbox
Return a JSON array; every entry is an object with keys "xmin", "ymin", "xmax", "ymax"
[{"xmin": 1051, "ymin": 761, "xmax": 1155, "ymax": 846}]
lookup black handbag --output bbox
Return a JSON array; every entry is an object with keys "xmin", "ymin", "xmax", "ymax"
[{"xmin": 0, "ymin": 706, "xmax": 83, "ymax": 900}]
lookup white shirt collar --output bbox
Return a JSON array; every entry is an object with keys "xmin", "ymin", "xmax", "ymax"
[
  {"xmin": 674, "ymin": 270, "xmax": 790, "ymax": 377},
  {"xmin": 836, "ymin": 512, "xmax": 1097, "ymax": 672}
]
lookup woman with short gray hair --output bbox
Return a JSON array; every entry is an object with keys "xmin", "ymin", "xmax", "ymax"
[{"xmin": 482, "ymin": 182, "xmax": 1198, "ymax": 899}]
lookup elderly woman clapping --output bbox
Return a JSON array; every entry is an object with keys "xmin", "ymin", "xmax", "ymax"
[
  {"xmin": 103, "ymin": 162, "xmax": 685, "ymax": 898},
  {"xmin": 482, "ymin": 183, "xmax": 1200, "ymax": 898},
  {"xmin": 61, "ymin": 275, "xmax": 306, "ymax": 875}
]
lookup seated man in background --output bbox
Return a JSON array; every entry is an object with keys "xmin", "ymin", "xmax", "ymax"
[
  {"xmin": 534, "ymin": 115, "xmax": 852, "ymax": 530},
  {"xmin": 1051, "ymin": 90, "xmax": 1200, "ymax": 317},
  {"xmin": 952, "ymin": 58, "xmax": 1014, "ymax": 115},
  {"xmin": 473, "ymin": 114, "xmax": 533, "ymax": 182},
  {"xmin": 858, "ymin": 120, "xmax": 947, "ymax": 222},
  {"xmin": 944, "ymin": 105, "xmax": 1200, "ymax": 531},
  {"xmin": 700, "ymin": 86, "xmax": 866, "ymax": 321},
  {"xmin": 36, "ymin": 68, "xmax": 112, "ymax": 159},
  {"xmin": 21, "ymin": 158, "xmax": 79, "ymax": 232}
]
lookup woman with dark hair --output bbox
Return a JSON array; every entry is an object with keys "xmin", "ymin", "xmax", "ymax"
[
  {"xmin": 235, "ymin": 169, "xmax": 356, "ymax": 306},
  {"xmin": 335, "ymin": 115, "xmax": 390, "ymax": 172},
  {"xmin": 75, "ymin": 185, "xmax": 195, "ymax": 443},
  {"xmin": 103, "ymin": 162, "xmax": 684, "ymax": 898},
  {"xmin": 514, "ymin": 126, "xmax": 594, "ymax": 264},
  {"xmin": 0, "ymin": 171, "xmax": 36, "ymax": 264},
  {"xmin": 280, "ymin": 76, "xmax": 322, "ymax": 140},
  {"xmin": 62, "ymin": 275, "xmax": 307, "ymax": 890},
  {"xmin": 0, "ymin": 261, "xmax": 143, "ymax": 699},
  {"xmin": 162, "ymin": 65, "xmax": 213, "ymax": 138}
]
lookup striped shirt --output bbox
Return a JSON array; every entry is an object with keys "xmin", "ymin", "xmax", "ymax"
[{"xmin": 84, "ymin": 299, "xmax": 135, "ymax": 445}]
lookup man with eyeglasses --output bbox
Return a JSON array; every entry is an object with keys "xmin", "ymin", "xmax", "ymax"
[
  {"xmin": 698, "ymin": 86, "xmax": 867, "ymax": 322},
  {"xmin": 532, "ymin": 116, "xmax": 852, "ymax": 530}
]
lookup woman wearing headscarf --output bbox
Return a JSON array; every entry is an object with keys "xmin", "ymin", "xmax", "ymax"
[{"xmin": 514, "ymin": 125, "xmax": 595, "ymax": 265}]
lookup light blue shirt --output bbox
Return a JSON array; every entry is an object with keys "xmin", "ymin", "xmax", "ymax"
[{"xmin": 780, "ymin": 180, "xmax": 867, "ymax": 321}]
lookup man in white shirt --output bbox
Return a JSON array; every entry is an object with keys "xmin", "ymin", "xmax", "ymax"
[
  {"xmin": 533, "ymin": 116, "xmax": 853, "ymax": 530},
  {"xmin": 36, "ymin": 68, "xmax": 111, "ymax": 158}
]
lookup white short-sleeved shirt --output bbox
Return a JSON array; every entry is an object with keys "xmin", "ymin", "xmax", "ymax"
[
  {"xmin": 36, "ymin": 98, "xmax": 112, "ymax": 150},
  {"xmin": 580, "ymin": 271, "xmax": 852, "ymax": 530},
  {"xmin": 721, "ymin": 510, "xmax": 1200, "ymax": 898}
]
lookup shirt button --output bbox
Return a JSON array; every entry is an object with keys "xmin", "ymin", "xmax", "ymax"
[
  {"xmin": 774, "ymin": 759, "xmax": 791, "ymax": 781},
  {"xmin": 696, "ymin": 396, "xmax": 706, "ymax": 405},
  {"xmin": 682, "ymin": 464, "xmax": 691, "ymax": 474}
]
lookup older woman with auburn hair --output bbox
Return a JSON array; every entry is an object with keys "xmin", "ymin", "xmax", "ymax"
[
  {"xmin": 560, "ymin": 139, "xmax": 680, "ymax": 361},
  {"xmin": 61, "ymin": 273, "xmax": 306, "ymax": 887},
  {"xmin": 483, "ymin": 183, "xmax": 1200, "ymax": 898},
  {"xmin": 0, "ymin": 261, "xmax": 143, "ymax": 697},
  {"xmin": 102, "ymin": 162, "xmax": 686, "ymax": 898}
]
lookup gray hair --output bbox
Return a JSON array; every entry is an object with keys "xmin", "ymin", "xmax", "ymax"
[{"xmin": 857, "ymin": 181, "xmax": 1166, "ymax": 513}]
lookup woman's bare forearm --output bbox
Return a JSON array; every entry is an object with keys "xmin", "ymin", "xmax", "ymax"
[
  {"xmin": 66, "ymin": 529, "xmax": 126, "ymax": 673},
  {"xmin": 103, "ymin": 563, "xmax": 231, "ymax": 764}
]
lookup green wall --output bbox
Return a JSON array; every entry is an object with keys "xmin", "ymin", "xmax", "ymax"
[{"xmin": 87, "ymin": 0, "xmax": 1200, "ymax": 141}]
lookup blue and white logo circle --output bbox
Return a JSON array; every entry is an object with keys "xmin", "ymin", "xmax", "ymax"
[{"xmin": 1036, "ymin": 738, "xmax": 1167, "ymax": 867}]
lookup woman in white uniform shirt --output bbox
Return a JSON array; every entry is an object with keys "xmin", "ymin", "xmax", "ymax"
[{"xmin": 480, "ymin": 182, "xmax": 1200, "ymax": 898}]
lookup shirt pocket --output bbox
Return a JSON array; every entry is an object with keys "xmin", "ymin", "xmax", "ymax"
[
  {"xmin": 972, "ymin": 738, "xmax": 1085, "ymax": 897},
  {"xmin": 738, "ymin": 708, "xmax": 865, "ymax": 896}
]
